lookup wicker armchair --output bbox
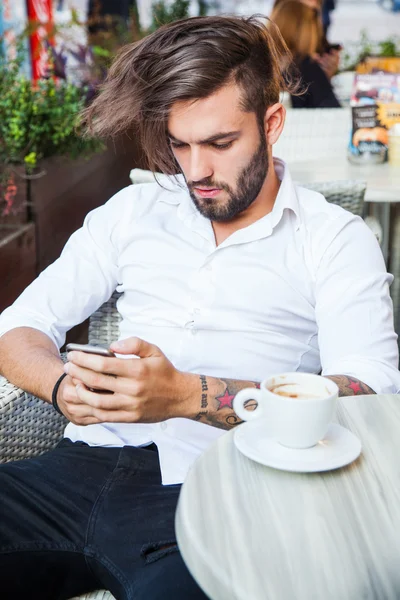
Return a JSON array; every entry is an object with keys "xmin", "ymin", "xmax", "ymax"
[{"xmin": 303, "ymin": 179, "xmax": 366, "ymax": 217}]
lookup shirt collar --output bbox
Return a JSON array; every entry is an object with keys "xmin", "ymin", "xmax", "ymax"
[{"xmin": 271, "ymin": 157, "xmax": 301, "ymax": 231}]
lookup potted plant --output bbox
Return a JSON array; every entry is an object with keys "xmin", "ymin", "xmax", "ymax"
[
  {"xmin": 340, "ymin": 30, "xmax": 400, "ymax": 73},
  {"xmin": 149, "ymin": 0, "xmax": 190, "ymax": 31}
]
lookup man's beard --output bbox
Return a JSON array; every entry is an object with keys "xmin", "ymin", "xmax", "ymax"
[{"xmin": 187, "ymin": 133, "xmax": 268, "ymax": 223}]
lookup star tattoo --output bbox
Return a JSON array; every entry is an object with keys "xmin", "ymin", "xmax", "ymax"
[
  {"xmin": 325, "ymin": 375, "xmax": 375, "ymax": 396},
  {"xmin": 348, "ymin": 380, "xmax": 363, "ymax": 394},
  {"xmin": 216, "ymin": 389, "xmax": 235, "ymax": 410}
]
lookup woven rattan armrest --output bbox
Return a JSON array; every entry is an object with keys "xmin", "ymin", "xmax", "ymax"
[
  {"xmin": 0, "ymin": 351, "xmax": 69, "ymax": 462},
  {"xmin": 0, "ymin": 287, "xmax": 121, "ymax": 465},
  {"xmin": 0, "ymin": 375, "xmax": 67, "ymax": 462}
]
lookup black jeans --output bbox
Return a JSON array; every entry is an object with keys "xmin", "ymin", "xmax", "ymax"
[{"xmin": 0, "ymin": 439, "xmax": 209, "ymax": 600}]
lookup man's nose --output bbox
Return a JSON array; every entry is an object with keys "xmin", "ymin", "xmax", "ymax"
[{"xmin": 188, "ymin": 149, "xmax": 213, "ymax": 183}]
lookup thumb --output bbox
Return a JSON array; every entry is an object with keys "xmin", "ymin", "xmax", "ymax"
[{"xmin": 110, "ymin": 336, "xmax": 161, "ymax": 358}]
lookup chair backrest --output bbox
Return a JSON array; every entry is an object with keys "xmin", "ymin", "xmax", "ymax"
[
  {"xmin": 88, "ymin": 292, "xmax": 121, "ymax": 347},
  {"xmin": 303, "ymin": 179, "xmax": 367, "ymax": 216},
  {"xmin": 274, "ymin": 108, "xmax": 351, "ymax": 163},
  {"xmin": 130, "ymin": 168, "xmax": 158, "ymax": 184}
]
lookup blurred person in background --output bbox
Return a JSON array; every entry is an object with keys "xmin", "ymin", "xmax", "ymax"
[
  {"xmin": 273, "ymin": 0, "xmax": 321, "ymax": 8},
  {"xmin": 270, "ymin": 0, "xmax": 341, "ymax": 108},
  {"xmin": 271, "ymin": 0, "xmax": 341, "ymax": 83}
]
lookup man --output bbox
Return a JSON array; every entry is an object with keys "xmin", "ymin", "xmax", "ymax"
[{"xmin": 0, "ymin": 14, "xmax": 399, "ymax": 600}]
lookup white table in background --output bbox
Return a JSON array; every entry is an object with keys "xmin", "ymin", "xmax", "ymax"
[{"xmin": 176, "ymin": 394, "xmax": 400, "ymax": 600}]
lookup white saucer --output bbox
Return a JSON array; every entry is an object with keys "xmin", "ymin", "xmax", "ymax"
[{"xmin": 234, "ymin": 420, "xmax": 362, "ymax": 473}]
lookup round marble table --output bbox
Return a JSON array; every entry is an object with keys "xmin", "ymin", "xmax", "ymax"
[{"xmin": 175, "ymin": 394, "xmax": 400, "ymax": 600}]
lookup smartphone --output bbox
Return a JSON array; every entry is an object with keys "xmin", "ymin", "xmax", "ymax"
[
  {"xmin": 66, "ymin": 343, "xmax": 115, "ymax": 357},
  {"xmin": 65, "ymin": 343, "xmax": 116, "ymax": 394}
]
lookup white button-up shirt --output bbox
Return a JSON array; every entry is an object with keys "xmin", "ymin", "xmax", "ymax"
[{"xmin": 1, "ymin": 159, "xmax": 399, "ymax": 484}]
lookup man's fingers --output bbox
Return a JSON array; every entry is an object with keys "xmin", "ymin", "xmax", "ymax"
[
  {"xmin": 65, "ymin": 351, "xmax": 138, "ymax": 377},
  {"xmin": 59, "ymin": 375, "xmax": 84, "ymax": 404},
  {"xmin": 62, "ymin": 401, "xmax": 103, "ymax": 425},
  {"xmin": 74, "ymin": 384, "xmax": 140, "ymax": 422},
  {"xmin": 110, "ymin": 336, "xmax": 161, "ymax": 358},
  {"xmin": 65, "ymin": 362, "xmax": 146, "ymax": 396},
  {"xmin": 75, "ymin": 383, "xmax": 130, "ymax": 411},
  {"xmin": 65, "ymin": 362, "xmax": 119, "ymax": 391},
  {"xmin": 86, "ymin": 407, "xmax": 137, "ymax": 423}
]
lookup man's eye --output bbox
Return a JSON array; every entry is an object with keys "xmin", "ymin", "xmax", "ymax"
[
  {"xmin": 211, "ymin": 142, "xmax": 233, "ymax": 150},
  {"xmin": 170, "ymin": 142, "xmax": 187, "ymax": 149}
]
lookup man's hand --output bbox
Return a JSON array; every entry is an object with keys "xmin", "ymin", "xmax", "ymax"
[
  {"xmin": 60, "ymin": 337, "xmax": 194, "ymax": 425},
  {"xmin": 60, "ymin": 336, "xmax": 261, "ymax": 430}
]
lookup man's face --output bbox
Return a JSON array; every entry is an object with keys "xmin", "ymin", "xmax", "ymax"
[{"xmin": 168, "ymin": 84, "xmax": 269, "ymax": 223}]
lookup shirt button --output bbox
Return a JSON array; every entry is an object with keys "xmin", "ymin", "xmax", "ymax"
[
  {"xmin": 193, "ymin": 307, "xmax": 200, "ymax": 315},
  {"xmin": 191, "ymin": 329, "xmax": 197, "ymax": 336},
  {"xmin": 160, "ymin": 422, "xmax": 167, "ymax": 430}
]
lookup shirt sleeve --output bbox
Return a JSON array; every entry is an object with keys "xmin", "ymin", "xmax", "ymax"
[
  {"xmin": 314, "ymin": 214, "xmax": 400, "ymax": 394},
  {"xmin": 0, "ymin": 186, "xmax": 133, "ymax": 349}
]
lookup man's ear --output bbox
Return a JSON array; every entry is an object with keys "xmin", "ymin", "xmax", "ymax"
[{"xmin": 264, "ymin": 103, "xmax": 286, "ymax": 146}]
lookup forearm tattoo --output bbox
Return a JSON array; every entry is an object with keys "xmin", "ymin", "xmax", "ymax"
[
  {"xmin": 200, "ymin": 374, "xmax": 208, "ymax": 409},
  {"xmin": 192, "ymin": 374, "xmax": 375, "ymax": 431},
  {"xmin": 325, "ymin": 375, "xmax": 375, "ymax": 397},
  {"xmin": 194, "ymin": 377, "xmax": 260, "ymax": 430}
]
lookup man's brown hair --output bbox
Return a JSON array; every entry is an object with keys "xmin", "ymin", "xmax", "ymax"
[{"xmin": 83, "ymin": 15, "xmax": 299, "ymax": 174}]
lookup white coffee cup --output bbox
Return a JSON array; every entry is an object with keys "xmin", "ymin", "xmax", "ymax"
[{"xmin": 233, "ymin": 373, "xmax": 338, "ymax": 449}]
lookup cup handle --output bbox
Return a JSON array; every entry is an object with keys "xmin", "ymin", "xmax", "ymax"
[{"xmin": 233, "ymin": 388, "xmax": 263, "ymax": 422}]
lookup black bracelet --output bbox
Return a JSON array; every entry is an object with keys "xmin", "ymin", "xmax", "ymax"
[{"xmin": 52, "ymin": 373, "xmax": 67, "ymax": 416}]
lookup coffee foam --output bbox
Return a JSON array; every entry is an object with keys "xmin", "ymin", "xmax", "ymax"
[{"xmin": 268, "ymin": 382, "xmax": 326, "ymax": 400}]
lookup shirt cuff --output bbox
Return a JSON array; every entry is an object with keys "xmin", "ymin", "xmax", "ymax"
[{"xmin": 0, "ymin": 314, "xmax": 62, "ymax": 350}]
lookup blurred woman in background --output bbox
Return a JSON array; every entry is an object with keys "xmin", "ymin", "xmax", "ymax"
[
  {"xmin": 270, "ymin": 0, "xmax": 341, "ymax": 108},
  {"xmin": 271, "ymin": 0, "xmax": 341, "ymax": 83},
  {"xmin": 273, "ymin": 0, "xmax": 321, "ymax": 10}
]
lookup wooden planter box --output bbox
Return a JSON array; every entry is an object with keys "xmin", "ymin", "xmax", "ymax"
[
  {"xmin": 0, "ymin": 224, "xmax": 36, "ymax": 313},
  {"xmin": 0, "ymin": 137, "xmax": 144, "ymax": 342},
  {"xmin": 30, "ymin": 139, "xmax": 144, "ymax": 273},
  {"xmin": 0, "ymin": 175, "xmax": 28, "ymax": 227}
]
